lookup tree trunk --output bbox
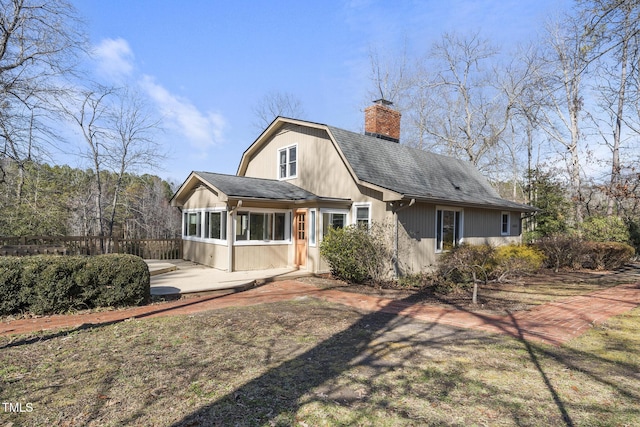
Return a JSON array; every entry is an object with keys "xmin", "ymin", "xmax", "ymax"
[{"xmin": 607, "ymin": 19, "xmax": 629, "ymax": 216}]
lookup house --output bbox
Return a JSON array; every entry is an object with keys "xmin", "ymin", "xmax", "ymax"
[{"xmin": 171, "ymin": 100, "xmax": 535, "ymax": 275}]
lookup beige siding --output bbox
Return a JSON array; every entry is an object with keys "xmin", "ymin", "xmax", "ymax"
[
  {"xmin": 183, "ymin": 240, "xmax": 228, "ymax": 269},
  {"xmin": 243, "ymin": 123, "xmax": 392, "ymax": 274},
  {"xmin": 182, "ymin": 186, "xmax": 226, "ymax": 210},
  {"xmin": 243, "ymin": 124, "xmax": 381, "ymax": 205},
  {"xmin": 233, "ymin": 245, "xmax": 289, "ymax": 270}
]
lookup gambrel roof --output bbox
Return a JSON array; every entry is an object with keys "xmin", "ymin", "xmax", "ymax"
[
  {"xmin": 327, "ymin": 126, "xmax": 533, "ymax": 211},
  {"xmin": 235, "ymin": 117, "xmax": 534, "ymax": 212}
]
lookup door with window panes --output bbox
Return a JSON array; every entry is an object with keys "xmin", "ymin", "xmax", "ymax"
[{"xmin": 294, "ymin": 209, "xmax": 307, "ymax": 267}]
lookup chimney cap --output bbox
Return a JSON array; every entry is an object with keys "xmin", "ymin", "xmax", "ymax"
[{"xmin": 372, "ymin": 98, "xmax": 393, "ymax": 107}]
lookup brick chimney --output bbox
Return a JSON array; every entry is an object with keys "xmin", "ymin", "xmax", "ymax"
[{"xmin": 364, "ymin": 99, "xmax": 401, "ymax": 143}]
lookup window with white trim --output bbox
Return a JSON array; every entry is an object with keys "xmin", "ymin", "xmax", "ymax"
[
  {"xmin": 184, "ymin": 212, "xmax": 201, "ymax": 238},
  {"xmin": 183, "ymin": 210, "xmax": 227, "ymax": 242},
  {"xmin": 436, "ymin": 208, "xmax": 462, "ymax": 252},
  {"xmin": 501, "ymin": 212, "xmax": 510, "ymax": 236},
  {"xmin": 353, "ymin": 203, "xmax": 371, "ymax": 229},
  {"xmin": 205, "ymin": 211, "xmax": 227, "ymax": 240},
  {"xmin": 309, "ymin": 209, "xmax": 317, "ymax": 246},
  {"xmin": 278, "ymin": 145, "xmax": 297, "ymax": 179},
  {"xmin": 321, "ymin": 210, "xmax": 348, "ymax": 237},
  {"xmin": 235, "ymin": 211, "xmax": 290, "ymax": 242}
]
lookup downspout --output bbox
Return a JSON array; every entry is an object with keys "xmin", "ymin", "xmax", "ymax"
[
  {"xmin": 392, "ymin": 199, "xmax": 415, "ymax": 278},
  {"xmin": 227, "ymin": 200, "xmax": 243, "ymax": 272}
]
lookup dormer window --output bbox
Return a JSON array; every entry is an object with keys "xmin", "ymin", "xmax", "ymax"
[{"xmin": 278, "ymin": 144, "xmax": 297, "ymax": 179}]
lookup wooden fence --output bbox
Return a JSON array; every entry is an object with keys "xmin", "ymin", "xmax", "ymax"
[{"xmin": 0, "ymin": 236, "xmax": 182, "ymax": 260}]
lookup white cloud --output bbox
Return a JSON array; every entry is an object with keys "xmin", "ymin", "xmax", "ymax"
[
  {"xmin": 140, "ymin": 75, "xmax": 225, "ymax": 151},
  {"xmin": 93, "ymin": 38, "xmax": 135, "ymax": 81}
]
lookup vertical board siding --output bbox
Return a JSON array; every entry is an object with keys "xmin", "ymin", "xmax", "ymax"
[
  {"xmin": 398, "ymin": 203, "xmax": 438, "ymax": 271},
  {"xmin": 233, "ymin": 245, "xmax": 289, "ymax": 270},
  {"xmin": 182, "ymin": 240, "xmax": 228, "ymax": 269}
]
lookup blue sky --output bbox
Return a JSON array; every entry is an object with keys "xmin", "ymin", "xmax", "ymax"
[{"xmin": 69, "ymin": 0, "xmax": 573, "ymax": 184}]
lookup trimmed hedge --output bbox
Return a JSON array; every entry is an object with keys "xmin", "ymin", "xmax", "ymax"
[{"xmin": 0, "ymin": 254, "xmax": 150, "ymax": 316}]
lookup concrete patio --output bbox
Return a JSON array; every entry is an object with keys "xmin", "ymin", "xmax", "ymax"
[{"xmin": 147, "ymin": 259, "xmax": 311, "ymax": 296}]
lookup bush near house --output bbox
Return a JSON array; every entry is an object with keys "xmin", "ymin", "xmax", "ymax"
[
  {"xmin": 437, "ymin": 244, "xmax": 495, "ymax": 285},
  {"xmin": 534, "ymin": 234, "xmax": 589, "ymax": 272},
  {"xmin": 0, "ymin": 254, "xmax": 150, "ymax": 316},
  {"xmin": 437, "ymin": 244, "xmax": 544, "ymax": 285},
  {"xmin": 534, "ymin": 234, "xmax": 635, "ymax": 271},
  {"xmin": 320, "ymin": 226, "xmax": 376, "ymax": 283},
  {"xmin": 493, "ymin": 244, "xmax": 545, "ymax": 281}
]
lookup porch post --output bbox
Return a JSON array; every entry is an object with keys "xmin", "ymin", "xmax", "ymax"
[{"xmin": 227, "ymin": 209, "xmax": 234, "ymax": 272}]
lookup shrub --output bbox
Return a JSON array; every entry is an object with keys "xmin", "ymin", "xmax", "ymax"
[
  {"xmin": 437, "ymin": 244, "xmax": 495, "ymax": 284},
  {"xmin": 0, "ymin": 257, "xmax": 26, "ymax": 314},
  {"xmin": 0, "ymin": 254, "xmax": 150, "ymax": 316},
  {"xmin": 25, "ymin": 256, "xmax": 86, "ymax": 314},
  {"xmin": 582, "ymin": 241, "xmax": 635, "ymax": 270},
  {"xmin": 397, "ymin": 272, "xmax": 431, "ymax": 289},
  {"xmin": 582, "ymin": 215, "xmax": 630, "ymax": 243},
  {"xmin": 534, "ymin": 233, "xmax": 588, "ymax": 272},
  {"xmin": 320, "ymin": 226, "xmax": 375, "ymax": 283},
  {"xmin": 493, "ymin": 244, "xmax": 544, "ymax": 281},
  {"xmin": 437, "ymin": 244, "xmax": 495, "ymax": 304},
  {"xmin": 85, "ymin": 254, "xmax": 150, "ymax": 307}
]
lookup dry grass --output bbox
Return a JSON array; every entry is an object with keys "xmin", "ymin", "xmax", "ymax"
[
  {"xmin": 1, "ymin": 271, "xmax": 639, "ymax": 426},
  {"xmin": 302, "ymin": 266, "xmax": 640, "ymax": 315}
]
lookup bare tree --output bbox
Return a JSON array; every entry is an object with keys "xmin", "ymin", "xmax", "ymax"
[
  {"xmin": 367, "ymin": 45, "xmax": 412, "ymax": 105},
  {"xmin": 63, "ymin": 86, "xmax": 114, "ymax": 240},
  {"xmin": 106, "ymin": 89, "xmax": 164, "ymax": 237},
  {"xmin": 63, "ymin": 86, "xmax": 165, "ymax": 242},
  {"xmin": 530, "ymin": 17, "xmax": 591, "ymax": 225},
  {"xmin": 581, "ymin": 0, "xmax": 640, "ymax": 216},
  {"xmin": 0, "ymin": 0, "xmax": 85, "ymax": 196},
  {"xmin": 252, "ymin": 91, "xmax": 305, "ymax": 130}
]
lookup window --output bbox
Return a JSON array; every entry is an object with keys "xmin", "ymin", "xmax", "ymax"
[
  {"xmin": 236, "ymin": 212, "xmax": 249, "ymax": 241},
  {"xmin": 501, "ymin": 212, "xmax": 510, "ymax": 236},
  {"xmin": 322, "ymin": 211, "xmax": 347, "ymax": 237},
  {"xmin": 236, "ymin": 211, "xmax": 290, "ymax": 242},
  {"xmin": 183, "ymin": 210, "xmax": 227, "ymax": 241},
  {"xmin": 436, "ymin": 208, "xmax": 462, "ymax": 252},
  {"xmin": 204, "ymin": 211, "xmax": 226, "ymax": 240},
  {"xmin": 353, "ymin": 204, "xmax": 370, "ymax": 229},
  {"xmin": 184, "ymin": 212, "xmax": 201, "ymax": 237},
  {"xmin": 296, "ymin": 212, "xmax": 306, "ymax": 240},
  {"xmin": 309, "ymin": 209, "xmax": 316, "ymax": 246},
  {"xmin": 278, "ymin": 145, "xmax": 297, "ymax": 179}
]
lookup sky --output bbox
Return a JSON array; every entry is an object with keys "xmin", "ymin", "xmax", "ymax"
[{"xmin": 68, "ymin": 0, "xmax": 574, "ymax": 184}]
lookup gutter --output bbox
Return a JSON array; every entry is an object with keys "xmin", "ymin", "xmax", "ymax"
[
  {"xmin": 226, "ymin": 200, "xmax": 243, "ymax": 272},
  {"xmin": 391, "ymin": 199, "xmax": 415, "ymax": 278}
]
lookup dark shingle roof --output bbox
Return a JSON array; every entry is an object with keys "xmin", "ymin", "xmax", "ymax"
[
  {"xmin": 327, "ymin": 126, "xmax": 533, "ymax": 211},
  {"xmin": 195, "ymin": 172, "xmax": 322, "ymax": 201}
]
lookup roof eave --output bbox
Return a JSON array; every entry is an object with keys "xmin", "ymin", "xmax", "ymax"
[
  {"xmin": 401, "ymin": 194, "xmax": 537, "ymax": 212},
  {"xmin": 171, "ymin": 172, "xmax": 229, "ymax": 208},
  {"xmin": 225, "ymin": 195, "xmax": 352, "ymax": 205},
  {"xmin": 237, "ymin": 117, "xmax": 329, "ymax": 176}
]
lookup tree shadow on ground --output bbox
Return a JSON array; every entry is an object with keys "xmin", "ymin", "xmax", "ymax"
[{"xmin": 166, "ymin": 291, "xmax": 587, "ymax": 427}]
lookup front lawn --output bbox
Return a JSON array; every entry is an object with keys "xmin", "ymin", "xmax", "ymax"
[{"xmin": 1, "ymin": 274, "xmax": 638, "ymax": 426}]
